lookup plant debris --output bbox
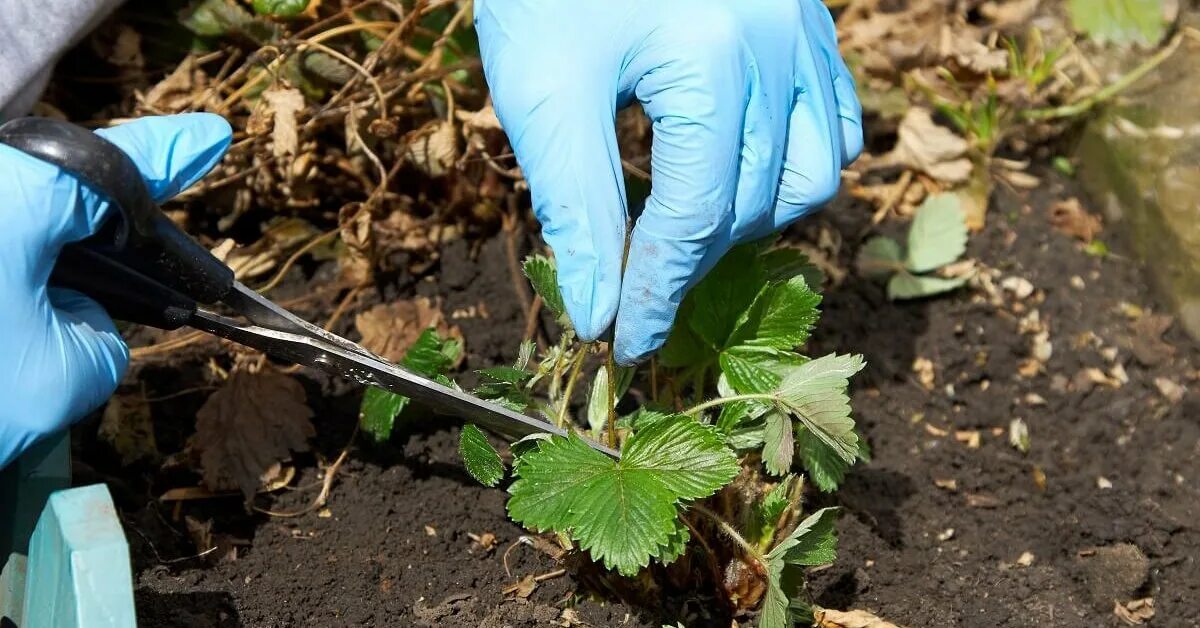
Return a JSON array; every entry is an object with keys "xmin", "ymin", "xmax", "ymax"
[{"xmin": 190, "ymin": 369, "xmax": 315, "ymax": 500}]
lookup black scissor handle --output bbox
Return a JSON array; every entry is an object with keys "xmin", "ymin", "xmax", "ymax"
[{"xmin": 0, "ymin": 117, "xmax": 236, "ymax": 329}]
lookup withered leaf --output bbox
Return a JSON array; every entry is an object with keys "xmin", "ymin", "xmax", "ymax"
[
  {"xmin": 192, "ymin": 370, "xmax": 315, "ymax": 500},
  {"xmin": 405, "ymin": 119, "xmax": 458, "ymax": 177},
  {"xmin": 815, "ymin": 607, "xmax": 903, "ymax": 628},
  {"xmin": 263, "ymin": 87, "xmax": 306, "ymax": 157},
  {"xmin": 99, "ymin": 392, "xmax": 158, "ymax": 465},
  {"xmin": 355, "ymin": 297, "xmax": 462, "ymax": 363},
  {"xmin": 939, "ymin": 25, "xmax": 1008, "ymax": 74},
  {"xmin": 1130, "ymin": 314, "xmax": 1175, "ymax": 366},
  {"xmin": 1048, "ymin": 198, "xmax": 1103, "ymax": 242},
  {"xmin": 141, "ymin": 55, "xmax": 208, "ymax": 112},
  {"xmin": 877, "ymin": 108, "xmax": 972, "ymax": 183},
  {"xmin": 1114, "ymin": 598, "xmax": 1155, "ymax": 625}
]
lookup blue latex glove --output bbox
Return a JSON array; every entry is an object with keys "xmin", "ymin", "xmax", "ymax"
[
  {"xmin": 477, "ymin": 0, "xmax": 862, "ymax": 364},
  {"xmin": 0, "ymin": 113, "xmax": 232, "ymax": 469}
]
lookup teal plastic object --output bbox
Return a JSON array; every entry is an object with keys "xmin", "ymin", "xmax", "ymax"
[{"xmin": 21, "ymin": 484, "xmax": 136, "ymax": 627}]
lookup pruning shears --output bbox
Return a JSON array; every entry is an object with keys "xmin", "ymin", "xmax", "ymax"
[{"xmin": 0, "ymin": 118, "xmax": 619, "ymax": 459}]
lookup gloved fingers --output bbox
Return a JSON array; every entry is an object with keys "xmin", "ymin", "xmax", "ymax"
[
  {"xmin": 28, "ymin": 113, "xmax": 233, "ymax": 253},
  {"xmin": 46, "ymin": 287, "xmax": 129, "ymax": 420},
  {"xmin": 94, "ymin": 112, "xmax": 232, "ymax": 202},
  {"xmin": 768, "ymin": 15, "xmax": 848, "ymax": 232},
  {"xmin": 615, "ymin": 13, "xmax": 748, "ymax": 364},
  {"xmin": 804, "ymin": 0, "xmax": 864, "ymax": 164},
  {"xmin": 1, "ymin": 288, "xmax": 128, "ymax": 449},
  {"xmin": 483, "ymin": 52, "xmax": 627, "ymax": 342}
]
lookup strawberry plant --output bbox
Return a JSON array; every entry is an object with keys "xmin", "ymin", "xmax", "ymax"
[
  {"xmin": 857, "ymin": 193, "xmax": 971, "ymax": 300},
  {"xmin": 361, "ymin": 238, "xmax": 866, "ymax": 626}
]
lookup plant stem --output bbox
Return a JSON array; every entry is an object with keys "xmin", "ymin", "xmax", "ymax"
[
  {"xmin": 684, "ymin": 393, "xmax": 777, "ymax": 417},
  {"xmin": 1023, "ymin": 33, "xmax": 1183, "ymax": 122},
  {"xmin": 691, "ymin": 504, "xmax": 767, "ymax": 574},
  {"xmin": 605, "ymin": 351, "xmax": 618, "ymax": 448},
  {"xmin": 556, "ymin": 345, "xmax": 588, "ymax": 429}
]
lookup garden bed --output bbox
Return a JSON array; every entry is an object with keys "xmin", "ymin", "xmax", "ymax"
[{"xmin": 72, "ymin": 172, "xmax": 1199, "ymax": 627}]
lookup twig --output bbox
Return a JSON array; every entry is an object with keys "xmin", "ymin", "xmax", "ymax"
[
  {"xmin": 324, "ymin": 284, "xmax": 366, "ymax": 332},
  {"xmin": 680, "ymin": 514, "xmax": 727, "ymax": 595},
  {"xmin": 522, "ymin": 295, "xmax": 544, "ymax": 343},
  {"xmin": 691, "ymin": 504, "xmax": 767, "ymax": 576},
  {"xmin": 345, "ymin": 101, "xmax": 390, "ymax": 204},
  {"xmin": 130, "ymin": 330, "xmax": 211, "ymax": 359},
  {"xmin": 1023, "ymin": 33, "xmax": 1184, "ymax": 122},
  {"xmin": 145, "ymin": 386, "xmax": 217, "ymax": 402},
  {"xmin": 255, "ymin": 227, "xmax": 340, "ymax": 294},
  {"xmin": 254, "ymin": 426, "xmax": 357, "ymax": 518}
]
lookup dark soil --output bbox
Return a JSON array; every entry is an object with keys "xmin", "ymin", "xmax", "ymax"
[{"xmin": 74, "ymin": 174, "xmax": 1199, "ymax": 627}]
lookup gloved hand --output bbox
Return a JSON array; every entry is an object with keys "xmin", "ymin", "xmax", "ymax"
[
  {"xmin": 0, "ymin": 113, "xmax": 231, "ymax": 468},
  {"xmin": 477, "ymin": 0, "xmax": 862, "ymax": 364}
]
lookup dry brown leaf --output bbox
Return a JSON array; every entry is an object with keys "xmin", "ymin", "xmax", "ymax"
[
  {"xmin": 355, "ymin": 297, "xmax": 461, "ymax": 363},
  {"xmin": 876, "ymin": 108, "xmax": 972, "ymax": 183},
  {"xmin": 815, "ymin": 607, "xmax": 902, "ymax": 628},
  {"xmin": 980, "ymin": 0, "xmax": 1041, "ymax": 29},
  {"xmin": 939, "ymin": 24, "xmax": 1008, "ymax": 73},
  {"xmin": 1130, "ymin": 314, "xmax": 1175, "ymax": 366},
  {"xmin": 455, "ymin": 104, "xmax": 503, "ymax": 132},
  {"xmin": 837, "ymin": 0, "xmax": 946, "ymax": 76},
  {"xmin": 406, "ymin": 119, "xmax": 459, "ymax": 177},
  {"xmin": 141, "ymin": 56, "xmax": 207, "ymax": 112},
  {"xmin": 263, "ymin": 87, "xmax": 306, "ymax": 157},
  {"xmin": 191, "ymin": 370, "xmax": 315, "ymax": 500},
  {"xmin": 503, "ymin": 575, "xmax": 537, "ymax": 599},
  {"xmin": 99, "ymin": 392, "xmax": 158, "ymax": 465},
  {"xmin": 1048, "ymin": 198, "xmax": 1103, "ymax": 241},
  {"xmin": 1114, "ymin": 598, "xmax": 1155, "ymax": 625}
]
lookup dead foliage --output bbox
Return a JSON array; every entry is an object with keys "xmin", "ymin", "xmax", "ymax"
[
  {"xmin": 190, "ymin": 368, "xmax": 315, "ymax": 501},
  {"xmin": 815, "ymin": 607, "xmax": 903, "ymax": 628},
  {"xmin": 354, "ymin": 296, "xmax": 461, "ymax": 363}
]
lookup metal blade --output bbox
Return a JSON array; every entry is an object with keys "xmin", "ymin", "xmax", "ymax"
[
  {"xmin": 189, "ymin": 309, "xmax": 620, "ymax": 459},
  {"xmin": 221, "ymin": 281, "xmax": 379, "ymax": 361}
]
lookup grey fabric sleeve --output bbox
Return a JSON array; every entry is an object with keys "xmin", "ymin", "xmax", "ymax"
[{"xmin": 0, "ymin": 0, "xmax": 124, "ymax": 120}]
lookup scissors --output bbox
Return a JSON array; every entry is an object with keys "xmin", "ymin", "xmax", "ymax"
[{"xmin": 0, "ymin": 117, "xmax": 618, "ymax": 459}]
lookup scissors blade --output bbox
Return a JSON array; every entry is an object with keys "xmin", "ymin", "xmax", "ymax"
[{"xmin": 189, "ymin": 309, "xmax": 620, "ymax": 459}]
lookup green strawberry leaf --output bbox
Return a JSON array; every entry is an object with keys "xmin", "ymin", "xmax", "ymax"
[
  {"xmin": 459, "ymin": 424, "xmax": 504, "ymax": 487},
  {"xmin": 359, "ymin": 386, "xmax": 409, "ymax": 442},
  {"xmin": 728, "ymin": 276, "xmax": 822, "ymax": 350},
  {"xmin": 359, "ymin": 329, "xmax": 460, "ymax": 442},
  {"xmin": 768, "ymin": 507, "xmax": 840, "ymax": 566},
  {"xmin": 586, "ymin": 366, "xmax": 611, "ymax": 437},
  {"xmin": 760, "ymin": 508, "xmax": 841, "ymax": 628},
  {"xmin": 523, "ymin": 255, "xmax": 567, "ymax": 321},
  {"xmin": 507, "ymin": 415, "xmax": 739, "ymax": 576},
  {"xmin": 796, "ymin": 427, "xmax": 849, "ymax": 492},
  {"xmin": 762, "ymin": 411, "xmax": 794, "ymax": 476},
  {"xmin": 761, "ymin": 247, "xmax": 824, "ymax": 288},
  {"xmin": 906, "ymin": 193, "xmax": 968, "ymax": 273},
  {"xmin": 753, "ymin": 475, "xmax": 797, "ymax": 543},
  {"xmin": 775, "ymin": 354, "xmax": 865, "ymax": 464},
  {"xmin": 1068, "ymin": 0, "xmax": 1167, "ymax": 47},
  {"xmin": 856, "ymin": 236, "xmax": 904, "ymax": 280},
  {"xmin": 887, "ymin": 272, "xmax": 968, "ymax": 300},
  {"xmin": 687, "ymin": 244, "xmax": 767, "ymax": 350}
]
